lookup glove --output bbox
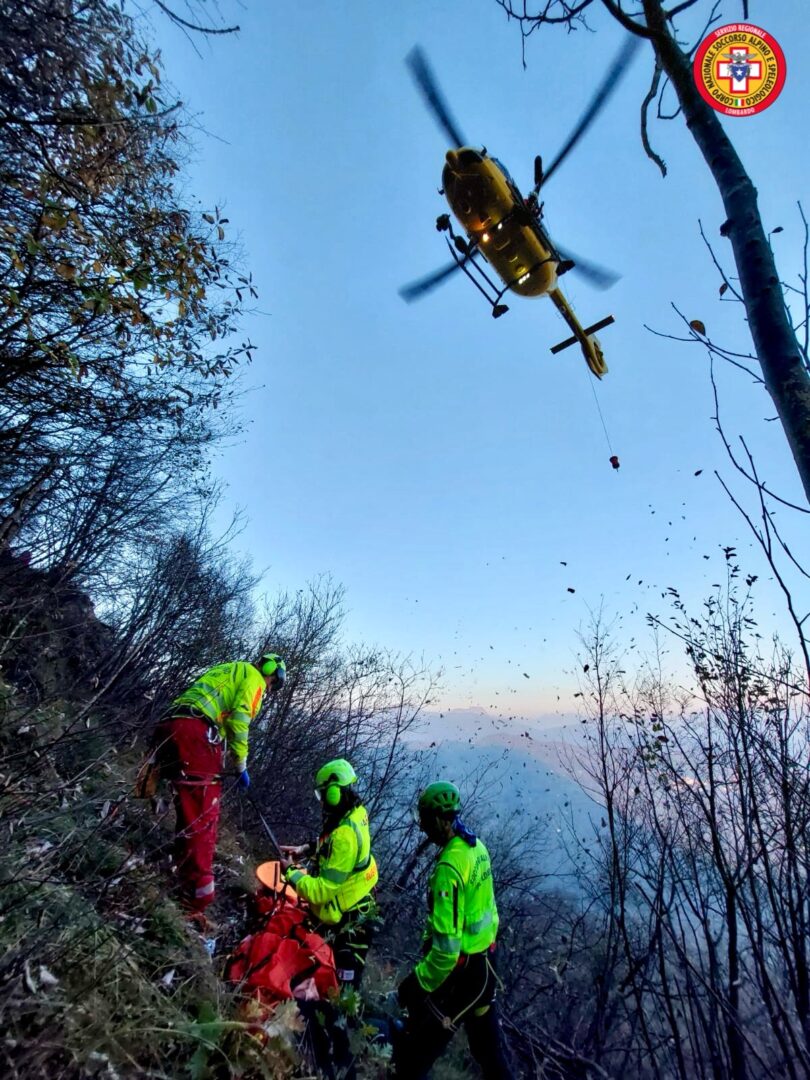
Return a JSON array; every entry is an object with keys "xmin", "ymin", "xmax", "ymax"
[
  {"xmin": 397, "ymin": 971, "xmax": 427, "ymax": 1012},
  {"xmin": 237, "ymin": 768, "xmax": 251, "ymax": 790}
]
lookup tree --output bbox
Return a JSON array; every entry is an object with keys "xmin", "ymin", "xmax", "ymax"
[
  {"xmin": 0, "ymin": 0, "xmax": 254, "ymax": 558},
  {"xmin": 496, "ymin": 0, "xmax": 810, "ymax": 503},
  {"xmin": 95, "ymin": 516, "xmax": 259, "ymax": 718},
  {"xmin": 0, "ymin": 0, "xmax": 258, "ymax": 709},
  {"xmin": 564, "ymin": 573, "xmax": 810, "ymax": 1078}
]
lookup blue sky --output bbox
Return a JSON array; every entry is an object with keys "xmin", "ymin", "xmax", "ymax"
[{"xmin": 156, "ymin": 1, "xmax": 809, "ymax": 723}]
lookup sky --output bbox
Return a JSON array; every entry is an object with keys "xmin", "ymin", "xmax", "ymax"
[{"xmin": 153, "ymin": 0, "xmax": 810, "ymax": 725}]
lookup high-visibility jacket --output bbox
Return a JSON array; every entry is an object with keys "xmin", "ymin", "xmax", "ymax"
[
  {"xmin": 286, "ymin": 804, "xmax": 378, "ymax": 925},
  {"xmin": 172, "ymin": 662, "xmax": 265, "ymax": 768},
  {"xmin": 415, "ymin": 835, "xmax": 499, "ymax": 993}
]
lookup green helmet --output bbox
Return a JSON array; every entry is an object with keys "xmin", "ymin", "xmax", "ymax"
[
  {"xmin": 258, "ymin": 653, "xmax": 286, "ymax": 689},
  {"xmin": 418, "ymin": 781, "xmax": 461, "ymax": 817},
  {"xmin": 315, "ymin": 758, "xmax": 357, "ymax": 807}
]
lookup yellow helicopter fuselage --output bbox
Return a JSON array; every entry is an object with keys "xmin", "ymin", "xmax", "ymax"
[
  {"xmin": 442, "ymin": 149, "xmax": 557, "ymax": 298},
  {"xmin": 437, "ymin": 147, "xmax": 609, "ymax": 378}
]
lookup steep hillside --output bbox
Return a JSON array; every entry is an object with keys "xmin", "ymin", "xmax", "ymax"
[{"xmin": 0, "ymin": 673, "xmax": 418, "ymax": 1079}]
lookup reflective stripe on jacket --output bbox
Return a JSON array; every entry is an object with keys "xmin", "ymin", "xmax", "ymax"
[
  {"xmin": 287, "ymin": 804, "xmax": 378, "ymax": 925},
  {"xmin": 415, "ymin": 835, "xmax": 499, "ymax": 993},
  {"xmin": 172, "ymin": 662, "xmax": 265, "ymax": 768}
]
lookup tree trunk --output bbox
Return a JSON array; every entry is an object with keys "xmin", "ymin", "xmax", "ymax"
[{"xmin": 642, "ymin": 0, "xmax": 810, "ymax": 504}]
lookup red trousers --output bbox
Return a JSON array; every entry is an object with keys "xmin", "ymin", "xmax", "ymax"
[{"xmin": 153, "ymin": 716, "xmax": 223, "ymax": 912}]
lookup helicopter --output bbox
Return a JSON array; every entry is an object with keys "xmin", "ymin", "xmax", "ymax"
[{"xmin": 400, "ymin": 38, "xmax": 641, "ymax": 379}]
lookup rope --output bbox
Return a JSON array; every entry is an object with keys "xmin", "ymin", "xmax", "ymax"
[{"xmin": 585, "ymin": 364, "xmax": 614, "ymax": 456}]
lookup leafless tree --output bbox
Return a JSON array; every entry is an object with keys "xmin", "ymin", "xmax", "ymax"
[{"xmin": 560, "ymin": 565, "xmax": 810, "ymax": 1079}]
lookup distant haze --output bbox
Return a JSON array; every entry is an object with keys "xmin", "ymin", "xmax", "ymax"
[{"xmin": 410, "ymin": 706, "xmax": 583, "ymax": 766}]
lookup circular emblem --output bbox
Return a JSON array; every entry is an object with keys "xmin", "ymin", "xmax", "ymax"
[{"xmin": 693, "ymin": 23, "xmax": 786, "ymax": 117}]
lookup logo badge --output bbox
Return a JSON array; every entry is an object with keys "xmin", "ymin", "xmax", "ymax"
[{"xmin": 693, "ymin": 23, "xmax": 786, "ymax": 117}]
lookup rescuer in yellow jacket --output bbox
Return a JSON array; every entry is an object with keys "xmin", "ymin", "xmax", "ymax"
[
  {"xmin": 281, "ymin": 758, "xmax": 378, "ymax": 987},
  {"xmin": 280, "ymin": 759, "xmax": 378, "ymax": 1080},
  {"xmin": 152, "ymin": 655, "xmax": 286, "ymax": 915},
  {"xmin": 394, "ymin": 781, "xmax": 512, "ymax": 1079}
]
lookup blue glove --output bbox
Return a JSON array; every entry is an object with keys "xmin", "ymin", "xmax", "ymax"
[{"xmin": 237, "ymin": 769, "xmax": 251, "ymax": 789}]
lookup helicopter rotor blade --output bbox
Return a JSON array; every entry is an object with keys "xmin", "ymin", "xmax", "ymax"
[
  {"xmin": 541, "ymin": 35, "xmax": 642, "ymax": 190},
  {"xmin": 556, "ymin": 245, "xmax": 621, "ymax": 290},
  {"xmin": 406, "ymin": 46, "xmax": 467, "ymax": 149},
  {"xmin": 399, "ymin": 257, "xmax": 465, "ymax": 302}
]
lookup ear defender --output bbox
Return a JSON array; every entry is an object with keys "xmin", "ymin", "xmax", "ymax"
[{"xmin": 325, "ymin": 782, "xmax": 342, "ymax": 807}]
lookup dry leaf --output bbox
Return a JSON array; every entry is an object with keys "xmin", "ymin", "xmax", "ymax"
[
  {"xmin": 689, "ymin": 319, "xmax": 706, "ymax": 335},
  {"xmin": 263, "ymin": 999, "xmax": 306, "ymax": 1043},
  {"xmin": 39, "ymin": 966, "xmax": 59, "ymax": 988}
]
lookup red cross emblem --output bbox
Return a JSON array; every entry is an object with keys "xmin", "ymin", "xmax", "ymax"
[{"xmin": 717, "ymin": 48, "xmax": 762, "ymax": 93}]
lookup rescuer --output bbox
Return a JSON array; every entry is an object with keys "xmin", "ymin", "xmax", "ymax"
[
  {"xmin": 152, "ymin": 654, "xmax": 286, "ymax": 916},
  {"xmin": 281, "ymin": 758, "xmax": 379, "ymax": 1079},
  {"xmin": 281, "ymin": 757, "xmax": 379, "ymax": 987},
  {"xmin": 394, "ymin": 781, "xmax": 512, "ymax": 1078}
]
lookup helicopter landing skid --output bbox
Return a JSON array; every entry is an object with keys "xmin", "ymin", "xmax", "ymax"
[{"xmin": 444, "ymin": 237, "xmax": 510, "ymax": 318}]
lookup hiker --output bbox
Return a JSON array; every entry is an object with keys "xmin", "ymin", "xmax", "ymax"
[
  {"xmin": 152, "ymin": 654, "xmax": 286, "ymax": 916},
  {"xmin": 280, "ymin": 757, "xmax": 379, "ymax": 988},
  {"xmin": 394, "ymin": 781, "xmax": 512, "ymax": 1079}
]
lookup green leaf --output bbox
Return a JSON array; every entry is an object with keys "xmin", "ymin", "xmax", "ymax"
[{"xmin": 186, "ymin": 1044, "xmax": 209, "ymax": 1080}]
